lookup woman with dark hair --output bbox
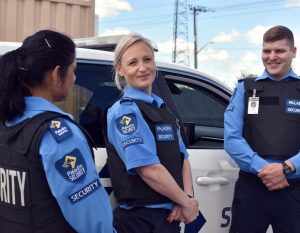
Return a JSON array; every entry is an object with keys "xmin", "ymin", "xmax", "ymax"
[{"xmin": 0, "ymin": 30, "xmax": 115, "ymax": 233}]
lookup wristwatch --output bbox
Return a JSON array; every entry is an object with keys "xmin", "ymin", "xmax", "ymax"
[{"xmin": 282, "ymin": 161, "xmax": 293, "ymax": 176}]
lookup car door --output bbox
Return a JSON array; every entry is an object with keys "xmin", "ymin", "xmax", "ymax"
[{"xmin": 154, "ymin": 69, "xmax": 240, "ymax": 233}]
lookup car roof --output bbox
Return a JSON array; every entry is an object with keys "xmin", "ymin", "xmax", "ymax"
[{"xmin": 0, "ymin": 41, "xmax": 232, "ymax": 93}]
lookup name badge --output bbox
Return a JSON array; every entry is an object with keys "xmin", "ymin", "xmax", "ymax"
[
  {"xmin": 155, "ymin": 124, "xmax": 175, "ymax": 141},
  {"xmin": 248, "ymin": 97, "xmax": 259, "ymax": 114}
]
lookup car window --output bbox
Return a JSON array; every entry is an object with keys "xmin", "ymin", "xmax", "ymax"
[
  {"xmin": 166, "ymin": 80, "xmax": 225, "ymax": 127},
  {"xmin": 164, "ymin": 74, "xmax": 227, "ymax": 148},
  {"xmin": 56, "ymin": 85, "xmax": 92, "ymax": 121},
  {"xmin": 56, "ymin": 60, "xmax": 229, "ymax": 149},
  {"xmin": 56, "ymin": 61, "xmax": 121, "ymax": 146}
]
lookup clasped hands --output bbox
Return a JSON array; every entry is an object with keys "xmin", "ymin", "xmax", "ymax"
[
  {"xmin": 167, "ymin": 198, "xmax": 199, "ymax": 224},
  {"xmin": 258, "ymin": 163, "xmax": 289, "ymax": 191}
]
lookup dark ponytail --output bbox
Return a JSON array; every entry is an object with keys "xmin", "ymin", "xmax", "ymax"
[{"xmin": 0, "ymin": 30, "xmax": 75, "ymax": 122}]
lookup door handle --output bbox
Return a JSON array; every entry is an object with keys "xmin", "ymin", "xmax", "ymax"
[{"xmin": 196, "ymin": 177, "xmax": 229, "ymax": 186}]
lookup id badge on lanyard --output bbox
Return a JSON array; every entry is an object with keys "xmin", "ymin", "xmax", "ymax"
[{"xmin": 248, "ymin": 89, "xmax": 259, "ymax": 114}]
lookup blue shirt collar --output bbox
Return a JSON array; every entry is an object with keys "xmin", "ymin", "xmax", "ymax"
[
  {"xmin": 256, "ymin": 69, "xmax": 300, "ymax": 81},
  {"xmin": 122, "ymin": 87, "xmax": 164, "ymax": 107},
  {"xmin": 25, "ymin": 96, "xmax": 71, "ymax": 114},
  {"xmin": 6, "ymin": 96, "xmax": 73, "ymax": 126}
]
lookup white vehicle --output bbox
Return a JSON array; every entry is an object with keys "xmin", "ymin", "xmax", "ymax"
[{"xmin": 0, "ymin": 42, "xmax": 273, "ymax": 233}]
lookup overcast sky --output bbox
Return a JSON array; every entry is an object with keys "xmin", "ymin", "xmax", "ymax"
[{"xmin": 95, "ymin": 0, "xmax": 300, "ymax": 88}]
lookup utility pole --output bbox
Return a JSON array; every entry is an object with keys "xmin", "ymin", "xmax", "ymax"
[{"xmin": 189, "ymin": 5, "xmax": 214, "ymax": 69}]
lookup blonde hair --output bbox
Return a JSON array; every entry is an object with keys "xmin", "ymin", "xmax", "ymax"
[{"xmin": 113, "ymin": 33, "xmax": 155, "ymax": 90}]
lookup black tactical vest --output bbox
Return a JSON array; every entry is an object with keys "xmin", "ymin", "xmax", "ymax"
[
  {"xmin": 0, "ymin": 112, "xmax": 81, "ymax": 233},
  {"xmin": 243, "ymin": 78, "xmax": 300, "ymax": 159},
  {"xmin": 103, "ymin": 100, "xmax": 184, "ymax": 207}
]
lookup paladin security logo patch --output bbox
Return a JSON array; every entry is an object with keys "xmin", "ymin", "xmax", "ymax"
[
  {"xmin": 48, "ymin": 117, "xmax": 73, "ymax": 142},
  {"xmin": 116, "ymin": 113, "xmax": 138, "ymax": 135},
  {"xmin": 55, "ymin": 149, "xmax": 87, "ymax": 182}
]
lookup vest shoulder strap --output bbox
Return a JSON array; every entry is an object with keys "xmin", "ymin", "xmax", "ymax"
[
  {"xmin": 4, "ymin": 112, "xmax": 67, "ymax": 155},
  {"xmin": 133, "ymin": 100, "xmax": 163, "ymax": 122},
  {"xmin": 243, "ymin": 78, "xmax": 264, "ymax": 92}
]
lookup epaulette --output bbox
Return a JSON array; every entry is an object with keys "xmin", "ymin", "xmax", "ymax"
[{"xmin": 120, "ymin": 97, "xmax": 134, "ymax": 104}]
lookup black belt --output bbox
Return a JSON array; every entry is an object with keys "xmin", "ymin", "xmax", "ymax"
[
  {"xmin": 239, "ymin": 170, "xmax": 300, "ymax": 184},
  {"xmin": 239, "ymin": 171, "xmax": 260, "ymax": 181}
]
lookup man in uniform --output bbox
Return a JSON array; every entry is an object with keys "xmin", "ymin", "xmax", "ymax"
[{"xmin": 224, "ymin": 25, "xmax": 300, "ymax": 233}]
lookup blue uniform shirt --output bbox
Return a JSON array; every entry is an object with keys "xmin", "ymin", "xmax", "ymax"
[
  {"xmin": 7, "ymin": 97, "xmax": 116, "ymax": 233},
  {"xmin": 107, "ymin": 87, "xmax": 189, "ymax": 209},
  {"xmin": 224, "ymin": 69, "xmax": 300, "ymax": 178}
]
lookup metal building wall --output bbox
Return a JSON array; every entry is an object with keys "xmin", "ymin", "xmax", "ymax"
[{"xmin": 0, "ymin": 0, "xmax": 95, "ymax": 41}]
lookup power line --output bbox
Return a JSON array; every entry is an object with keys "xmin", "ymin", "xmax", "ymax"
[
  {"xmin": 198, "ymin": 5, "xmax": 300, "ymax": 20},
  {"xmin": 213, "ymin": 0, "xmax": 282, "ymax": 11},
  {"xmin": 204, "ymin": 47, "xmax": 261, "ymax": 51},
  {"xmin": 99, "ymin": 1, "xmax": 295, "ymax": 27}
]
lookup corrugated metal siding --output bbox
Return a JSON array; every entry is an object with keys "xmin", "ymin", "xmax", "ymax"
[{"xmin": 0, "ymin": 0, "xmax": 95, "ymax": 41}]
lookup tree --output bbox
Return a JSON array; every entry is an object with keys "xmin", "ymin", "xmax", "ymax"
[{"xmin": 239, "ymin": 70, "xmax": 257, "ymax": 79}]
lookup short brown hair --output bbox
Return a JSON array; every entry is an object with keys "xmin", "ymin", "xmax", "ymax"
[{"xmin": 263, "ymin": 25, "xmax": 294, "ymax": 47}]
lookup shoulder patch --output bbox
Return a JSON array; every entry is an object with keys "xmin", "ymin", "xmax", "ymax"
[
  {"xmin": 55, "ymin": 148, "xmax": 87, "ymax": 182},
  {"xmin": 69, "ymin": 179, "xmax": 101, "ymax": 204},
  {"xmin": 226, "ymin": 106, "xmax": 235, "ymax": 112},
  {"xmin": 116, "ymin": 113, "xmax": 138, "ymax": 135},
  {"xmin": 48, "ymin": 117, "xmax": 72, "ymax": 142},
  {"xmin": 122, "ymin": 137, "xmax": 144, "ymax": 148}
]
